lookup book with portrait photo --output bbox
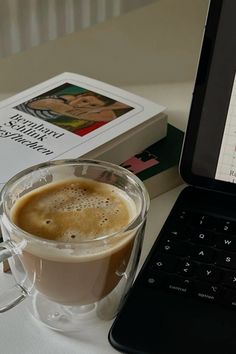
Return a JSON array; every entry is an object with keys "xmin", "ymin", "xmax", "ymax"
[{"xmin": 0, "ymin": 72, "xmax": 167, "ymax": 189}]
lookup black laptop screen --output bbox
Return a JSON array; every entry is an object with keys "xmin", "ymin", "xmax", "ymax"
[{"xmin": 180, "ymin": 0, "xmax": 236, "ymax": 193}]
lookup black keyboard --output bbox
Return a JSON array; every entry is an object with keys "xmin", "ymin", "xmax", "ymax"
[
  {"xmin": 109, "ymin": 187, "xmax": 236, "ymax": 354},
  {"xmin": 143, "ymin": 209, "xmax": 236, "ymax": 308}
]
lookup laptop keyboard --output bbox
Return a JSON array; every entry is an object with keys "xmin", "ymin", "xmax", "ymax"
[{"xmin": 144, "ymin": 209, "xmax": 236, "ymax": 308}]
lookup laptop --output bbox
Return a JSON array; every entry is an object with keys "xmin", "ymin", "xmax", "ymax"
[{"xmin": 109, "ymin": 1, "xmax": 236, "ymax": 353}]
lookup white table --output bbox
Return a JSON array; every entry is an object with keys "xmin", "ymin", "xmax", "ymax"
[{"xmin": 0, "ymin": 1, "xmax": 208, "ymax": 353}]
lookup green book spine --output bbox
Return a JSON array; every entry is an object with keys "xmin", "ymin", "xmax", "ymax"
[{"xmin": 121, "ymin": 124, "xmax": 184, "ymax": 198}]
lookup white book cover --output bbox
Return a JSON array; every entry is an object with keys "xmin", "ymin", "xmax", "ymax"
[{"xmin": 0, "ymin": 72, "xmax": 166, "ymax": 186}]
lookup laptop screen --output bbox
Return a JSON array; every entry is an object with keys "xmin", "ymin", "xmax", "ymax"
[{"xmin": 180, "ymin": 0, "xmax": 236, "ymax": 193}]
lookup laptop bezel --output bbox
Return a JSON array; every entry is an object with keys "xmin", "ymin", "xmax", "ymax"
[{"xmin": 180, "ymin": 0, "xmax": 236, "ymax": 194}]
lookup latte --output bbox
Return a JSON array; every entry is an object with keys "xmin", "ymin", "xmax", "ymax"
[{"xmin": 11, "ymin": 178, "xmax": 137, "ymax": 305}]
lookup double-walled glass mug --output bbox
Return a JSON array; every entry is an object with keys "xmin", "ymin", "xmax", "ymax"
[{"xmin": 0, "ymin": 159, "xmax": 149, "ymax": 332}]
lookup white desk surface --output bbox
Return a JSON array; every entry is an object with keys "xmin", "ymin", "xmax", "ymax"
[{"xmin": 0, "ymin": 0, "xmax": 208, "ymax": 353}]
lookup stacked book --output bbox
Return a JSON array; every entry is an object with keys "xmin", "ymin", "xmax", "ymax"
[
  {"xmin": 121, "ymin": 124, "xmax": 184, "ymax": 199},
  {"xmin": 0, "ymin": 72, "xmax": 185, "ymax": 202},
  {"xmin": 0, "ymin": 72, "xmax": 167, "ymax": 189}
]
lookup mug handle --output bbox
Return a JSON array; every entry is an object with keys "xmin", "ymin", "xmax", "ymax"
[{"xmin": 0, "ymin": 240, "xmax": 28, "ymax": 312}]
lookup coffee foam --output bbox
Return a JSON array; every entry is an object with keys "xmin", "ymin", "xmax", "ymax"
[
  {"xmin": 44, "ymin": 182, "xmax": 124, "ymax": 239},
  {"xmin": 11, "ymin": 178, "xmax": 138, "ymax": 261}
]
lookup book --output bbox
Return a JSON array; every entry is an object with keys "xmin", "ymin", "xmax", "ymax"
[
  {"xmin": 121, "ymin": 124, "xmax": 184, "ymax": 199},
  {"xmin": 0, "ymin": 72, "xmax": 167, "ymax": 189}
]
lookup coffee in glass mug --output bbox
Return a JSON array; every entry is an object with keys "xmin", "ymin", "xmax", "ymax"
[{"xmin": 0, "ymin": 159, "xmax": 149, "ymax": 332}]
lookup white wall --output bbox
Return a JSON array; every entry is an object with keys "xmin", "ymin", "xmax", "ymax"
[{"xmin": 0, "ymin": 0, "xmax": 157, "ymax": 58}]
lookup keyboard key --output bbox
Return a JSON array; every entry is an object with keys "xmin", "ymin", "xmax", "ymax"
[
  {"xmin": 196, "ymin": 264, "xmax": 223, "ymax": 283},
  {"xmin": 191, "ymin": 245, "xmax": 216, "ymax": 263},
  {"xmin": 159, "ymin": 239, "xmax": 192, "ymax": 257},
  {"xmin": 190, "ymin": 229, "xmax": 214, "ymax": 245},
  {"xmin": 151, "ymin": 253, "xmax": 179, "ymax": 273},
  {"xmin": 192, "ymin": 280, "xmax": 222, "ymax": 303},
  {"xmin": 222, "ymin": 288, "xmax": 236, "ymax": 308},
  {"xmin": 215, "ymin": 251, "xmax": 236, "ymax": 269},
  {"xmin": 143, "ymin": 271, "xmax": 165, "ymax": 289},
  {"xmin": 174, "ymin": 210, "xmax": 190, "ymax": 223},
  {"xmin": 223, "ymin": 271, "xmax": 236, "ymax": 289},
  {"xmin": 177, "ymin": 259, "xmax": 195, "ymax": 277},
  {"xmin": 165, "ymin": 227, "xmax": 189, "ymax": 241},
  {"xmin": 191, "ymin": 213, "xmax": 216, "ymax": 230},
  {"xmin": 216, "ymin": 235, "xmax": 236, "ymax": 251},
  {"xmin": 168, "ymin": 210, "xmax": 191, "ymax": 229},
  {"xmin": 165, "ymin": 274, "xmax": 192, "ymax": 296},
  {"xmin": 215, "ymin": 219, "xmax": 236, "ymax": 235},
  {"xmin": 222, "ymin": 289, "xmax": 236, "ymax": 309}
]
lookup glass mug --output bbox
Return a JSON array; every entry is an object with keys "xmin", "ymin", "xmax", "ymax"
[{"xmin": 0, "ymin": 159, "xmax": 149, "ymax": 332}]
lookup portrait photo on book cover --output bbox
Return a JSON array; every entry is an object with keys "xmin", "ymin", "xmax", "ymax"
[{"xmin": 14, "ymin": 83, "xmax": 134, "ymax": 137}]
